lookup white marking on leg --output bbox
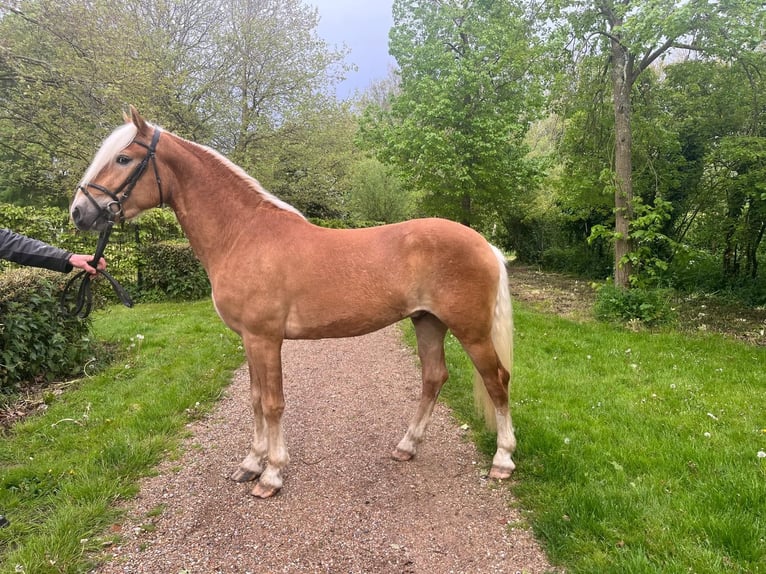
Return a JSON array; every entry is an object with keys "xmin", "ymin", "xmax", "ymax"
[
  {"xmin": 395, "ymin": 399, "xmax": 437, "ymax": 458},
  {"xmin": 491, "ymin": 409, "xmax": 516, "ymax": 476},
  {"xmin": 257, "ymin": 416, "xmax": 289, "ymax": 492}
]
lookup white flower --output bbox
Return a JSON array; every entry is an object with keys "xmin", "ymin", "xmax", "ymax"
[
  {"xmin": 758, "ymin": 450, "xmax": 766, "ymax": 459},
  {"xmin": 564, "ymin": 437, "xmax": 571, "ymax": 445},
  {"xmin": 135, "ymin": 334, "xmax": 145, "ymax": 341},
  {"xmin": 704, "ymin": 432, "xmax": 711, "ymax": 438}
]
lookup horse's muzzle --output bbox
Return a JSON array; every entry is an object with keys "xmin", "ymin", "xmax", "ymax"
[{"xmin": 70, "ymin": 201, "xmax": 109, "ymax": 232}]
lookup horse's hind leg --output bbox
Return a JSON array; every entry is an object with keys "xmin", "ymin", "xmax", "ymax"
[
  {"xmin": 393, "ymin": 313, "xmax": 449, "ymax": 461},
  {"xmin": 463, "ymin": 340, "xmax": 516, "ymax": 479},
  {"xmin": 231, "ymin": 361, "xmax": 268, "ymax": 483}
]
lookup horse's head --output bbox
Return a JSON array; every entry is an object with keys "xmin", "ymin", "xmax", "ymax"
[{"xmin": 71, "ymin": 106, "xmax": 163, "ymax": 231}]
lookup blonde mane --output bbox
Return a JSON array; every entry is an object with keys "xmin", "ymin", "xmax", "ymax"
[
  {"xmin": 187, "ymin": 140, "xmax": 305, "ymax": 219},
  {"xmin": 81, "ymin": 121, "xmax": 304, "ymax": 218}
]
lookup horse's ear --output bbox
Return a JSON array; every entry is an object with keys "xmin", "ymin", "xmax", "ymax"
[{"xmin": 127, "ymin": 105, "xmax": 148, "ymax": 133}]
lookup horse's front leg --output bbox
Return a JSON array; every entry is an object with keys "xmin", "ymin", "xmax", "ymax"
[
  {"xmin": 242, "ymin": 335, "xmax": 289, "ymax": 499},
  {"xmin": 231, "ymin": 361, "xmax": 268, "ymax": 483}
]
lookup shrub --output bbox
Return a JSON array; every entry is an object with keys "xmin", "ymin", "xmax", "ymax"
[
  {"xmin": 139, "ymin": 241, "xmax": 210, "ymax": 301},
  {"xmin": 594, "ymin": 284, "xmax": 677, "ymax": 327},
  {"xmin": 0, "ymin": 269, "xmax": 93, "ymax": 390}
]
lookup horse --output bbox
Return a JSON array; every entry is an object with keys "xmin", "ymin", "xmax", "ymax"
[{"xmin": 70, "ymin": 106, "xmax": 516, "ymax": 498}]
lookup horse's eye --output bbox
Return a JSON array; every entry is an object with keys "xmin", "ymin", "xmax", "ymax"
[{"xmin": 116, "ymin": 155, "xmax": 131, "ymax": 165}]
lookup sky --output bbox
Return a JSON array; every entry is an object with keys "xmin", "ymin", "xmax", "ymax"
[{"xmin": 309, "ymin": 0, "xmax": 396, "ymax": 99}]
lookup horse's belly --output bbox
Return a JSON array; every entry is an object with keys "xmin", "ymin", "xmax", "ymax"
[{"xmin": 284, "ymin": 300, "xmax": 409, "ymax": 340}]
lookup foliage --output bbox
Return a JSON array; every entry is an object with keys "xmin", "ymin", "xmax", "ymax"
[
  {"xmin": 409, "ymin": 305, "xmax": 766, "ymax": 572},
  {"xmin": 209, "ymin": 0, "xmax": 350, "ymax": 165},
  {"xmin": 0, "ymin": 0, "xmax": 349, "ymax": 219},
  {"xmin": 359, "ymin": 0, "xmax": 542, "ymax": 231},
  {"xmin": 590, "ymin": 196, "xmax": 678, "ymax": 288},
  {"xmin": 545, "ymin": 0, "xmax": 766, "ymax": 287},
  {"xmin": 0, "ymin": 302, "xmax": 243, "ymax": 573},
  {"xmin": 138, "ymin": 241, "xmax": 210, "ymax": 302},
  {"xmin": 308, "ymin": 218, "xmax": 385, "ymax": 230},
  {"xmin": 593, "ymin": 283, "xmax": 677, "ymax": 327},
  {"xmin": 701, "ymin": 136, "xmax": 766, "ymax": 281},
  {"xmin": 0, "ymin": 269, "xmax": 92, "ymax": 389},
  {"xmin": 0, "ymin": 204, "xmax": 89, "ymax": 269},
  {"xmin": 1, "ymin": 204, "xmax": 189, "ymax": 298},
  {"xmin": 258, "ymin": 103, "xmax": 361, "ymax": 219},
  {"xmin": 347, "ymin": 158, "xmax": 412, "ymax": 223},
  {"xmin": 3, "ymin": 0, "xmax": 766, "ymax": 305}
]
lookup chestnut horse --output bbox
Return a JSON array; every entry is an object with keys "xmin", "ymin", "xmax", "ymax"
[{"xmin": 71, "ymin": 107, "xmax": 516, "ymax": 498}]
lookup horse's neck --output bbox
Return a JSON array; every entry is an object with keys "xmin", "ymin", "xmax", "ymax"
[{"xmin": 164, "ymin": 137, "xmax": 286, "ymax": 270}]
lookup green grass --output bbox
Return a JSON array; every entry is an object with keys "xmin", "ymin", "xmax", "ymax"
[
  {"xmin": 404, "ymin": 304, "xmax": 766, "ymax": 574},
  {"xmin": 0, "ymin": 301, "xmax": 243, "ymax": 574},
  {"xmin": 3, "ymin": 300, "xmax": 764, "ymax": 573}
]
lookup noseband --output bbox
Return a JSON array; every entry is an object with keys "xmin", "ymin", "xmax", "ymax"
[{"xmin": 78, "ymin": 126, "xmax": 163, "ymax": 223}]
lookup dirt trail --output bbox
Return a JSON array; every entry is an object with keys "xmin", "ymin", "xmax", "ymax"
[{"xmin": 94, "ymin": 326, "xmax": 556, "ymax": 574}]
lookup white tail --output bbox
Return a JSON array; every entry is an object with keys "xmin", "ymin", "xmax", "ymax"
[{"xmin": 473, "ymin": 246, "xmax": 513, "ymax": 431}]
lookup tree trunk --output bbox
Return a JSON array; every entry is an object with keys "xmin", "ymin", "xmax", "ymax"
[
  {"xmin": 610, "ymin": 39, "xmax": 634, "ymax": 289},
  {"xmin": 460, "ymin": 191, "xmax": 472, "ymax": 227}
]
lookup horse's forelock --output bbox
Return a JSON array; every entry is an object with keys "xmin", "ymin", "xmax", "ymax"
[{"xmin": 79, "ymin": 122, "xmax": 140, "ymax": 186}]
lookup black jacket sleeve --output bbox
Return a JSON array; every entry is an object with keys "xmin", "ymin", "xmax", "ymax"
[{"xmin": 0, "ymin": 228, "xmax": 73, "ymax": 273}]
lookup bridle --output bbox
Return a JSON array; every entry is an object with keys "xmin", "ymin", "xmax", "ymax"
[
  {"xmin": 77, "ymin": 126, "xmax": 164, "ymax": 224},
  {"xmin": 62, "ymin": 126, "xmax": 163, "ymax": 318}
]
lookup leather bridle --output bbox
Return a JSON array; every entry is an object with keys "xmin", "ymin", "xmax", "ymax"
[{"xmin": 77, "ymin": 126, "xmax": 163, "ymax": 224}]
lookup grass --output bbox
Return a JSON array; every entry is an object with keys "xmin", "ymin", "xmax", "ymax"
[
  {"xmin": 0, "ymin": 301, "xmax": 243, "ymax": 574},
  {"xmin": 404, "ymin": 304, "xmax": 766, "ymax": 574},
  {"xmin": 2, "ymin": 298, "xmax": 764, "ymax": 573}
]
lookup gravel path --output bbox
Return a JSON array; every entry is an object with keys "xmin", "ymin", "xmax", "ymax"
[{"xmin": 95, "ymin": 325, "xmax": 555, "ymax": 574}]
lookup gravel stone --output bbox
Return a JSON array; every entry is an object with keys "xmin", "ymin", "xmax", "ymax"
[{"xmin": 94, "ymin": 325, "xmax": 556, "ymax": 574}]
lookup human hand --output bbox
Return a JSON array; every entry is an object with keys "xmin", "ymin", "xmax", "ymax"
[{"xmin": 68, "ymin": 253, "xmax": 107, "ymax": 275}]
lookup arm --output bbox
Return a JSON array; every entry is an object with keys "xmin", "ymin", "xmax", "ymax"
[{"xmin": 0, "ymin": 228, "xmax": 73, "ymax": 272}]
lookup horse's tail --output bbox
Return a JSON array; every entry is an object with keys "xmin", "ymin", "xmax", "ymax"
[{"xmin": 473, "ymin": 245, "xmax": 513, "ymax": 431}]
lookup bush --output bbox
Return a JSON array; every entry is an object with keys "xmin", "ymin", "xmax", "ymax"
[
  {"xmin": 594, "ymin": 284, "xmax": 677, "ymax": 327},
  {"xmin": 139, "ymin": 241, "xmax": 210, "ymax": 301},
  {"xmin": 0, "ymin": 269, "xmax": 93, "ymax": 390}
]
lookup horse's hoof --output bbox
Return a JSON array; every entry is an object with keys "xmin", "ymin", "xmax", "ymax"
[
  {"xmin": 230, "ymin": 467, "xmax": 260, "ymax": 483},
  {"xmin": 391, "ymin": 448, "xmax": 414, "ymax": 462},
  {"xmin": 251, "ymin": 482, "xmax": 280, "ymax": 499},
  {"xmin": 488, "ymin": 464, "xmax": 514, "ymax": 480}
]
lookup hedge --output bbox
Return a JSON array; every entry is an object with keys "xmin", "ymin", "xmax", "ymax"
[
  {"xmin": 139, "ymin": 241, "xmax": 210, "ymax": 301},
  {"xmin": 0, "ymin": 269, "xmax": 92, "ymax": 390}
]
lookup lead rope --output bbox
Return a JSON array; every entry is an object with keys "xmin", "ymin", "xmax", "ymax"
[{"xmin": 60, "ymin": 220, "xmax": 134, "ymax": 318}]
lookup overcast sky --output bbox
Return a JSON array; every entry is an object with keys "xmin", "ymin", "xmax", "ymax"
[{"xmin": 309, "ymin": 0, "xmax": 395, "ymax": 99}]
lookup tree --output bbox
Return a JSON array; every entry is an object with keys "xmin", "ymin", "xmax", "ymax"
[
  {"xmin": 209, "ymin": 0, "xmax": 350, "ymax": 171},
  {"xmin": 348, "ymin": 158, "xmax": 412, "ymax": 223},
  {"xmin": 260, "ymin": 102, "xmax": 361, "ymax": 218},
  {"xmin": 0, "ymin": 0, "xmax": 351, "ymax": 209},
  {"xmin": 0, "ymin": 0, "xmax": 215, "ymax": 205},
  {"xmin": 360, "ymin": 0, "xmax": 541, "ymax": 232},
  {"xmin": 550, "ymin": 0, "xmax": 766, "ymax": 288}
]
